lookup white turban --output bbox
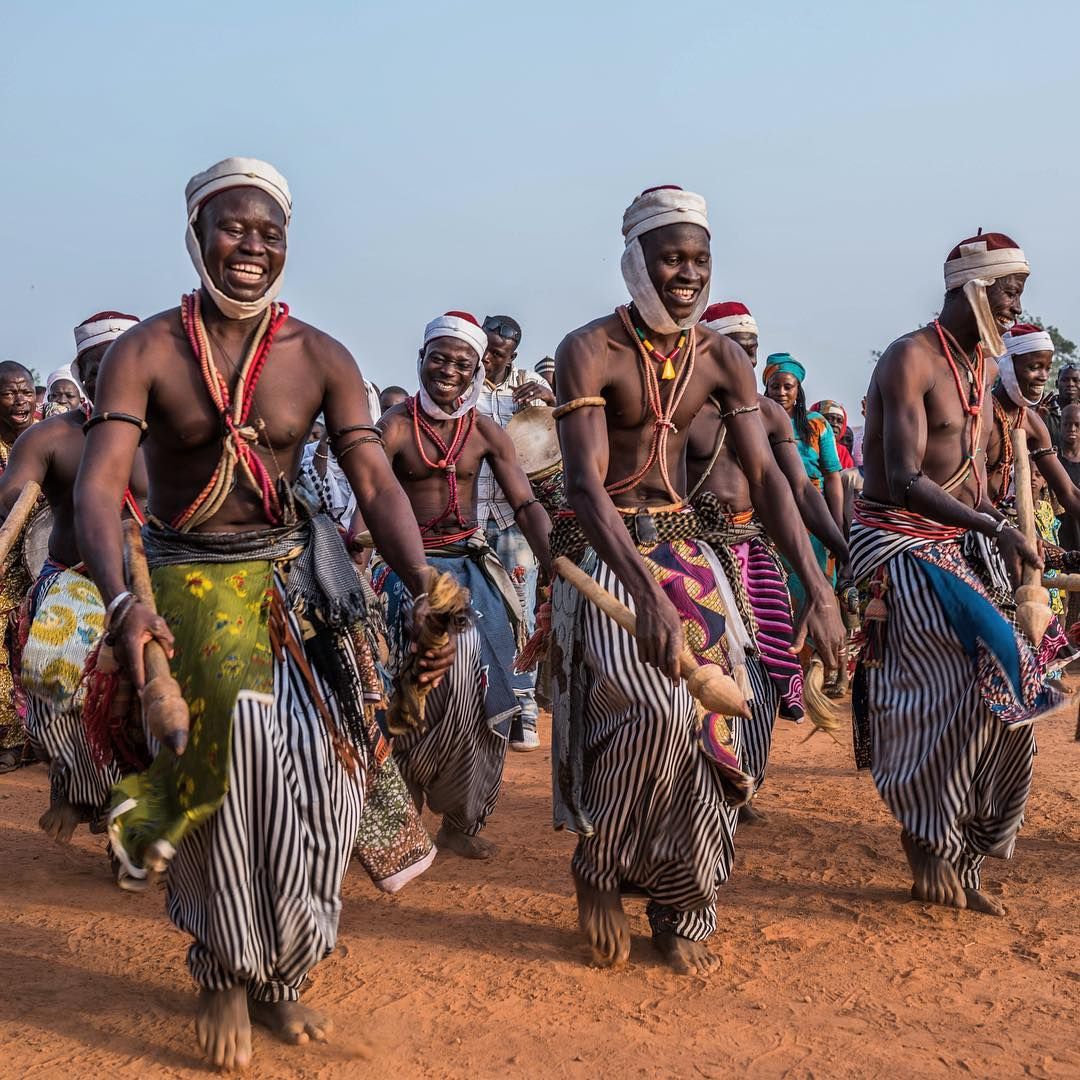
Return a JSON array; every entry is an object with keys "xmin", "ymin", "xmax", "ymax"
[
  {"xmin": 185, "ymin": 157, "xmax": 292, "ymax": 321},
  {"xmin": 620, "ymin": 186, "xmax": 710, "ymax": 334},
  {"xmin": 943, "ymin": 233, "xmax": 1029, "ymax": 358},
  {"xmin": 997, "ymin": 325, "xmax": 1055, "ymax": 408},
  {"xmin": 46, "ymin": 367, "xmax": 78, "ymax": 393},
  {"xmin": 74, "ymin": 314, "xmax": 140, "ymax": 356},
  {"xmin": 416, "ymin": 312, "xmax": 488, "ymax": 421}
]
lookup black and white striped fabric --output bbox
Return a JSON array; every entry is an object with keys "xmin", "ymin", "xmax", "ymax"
[
  {"xmin": 393, "ymin": 622, "xmax": 507, "ymax": 836},
  {"xmin": 25, "ymin": 693, "xmax": 118, "ymax": 817},
  {"xmin": 556, "ymin": 557, "xmax": 742, "ymax": 944},
  {"xmin": 741, "ymin": 655, "xmax": 780, "ymax": 794},
  {"xmin": 163, "ymin": 583, "xmax": 366, "ymax": 1004},
  {"xmin": 858, "ymin": 538, "xmax": 1035, "ymax": 890}
]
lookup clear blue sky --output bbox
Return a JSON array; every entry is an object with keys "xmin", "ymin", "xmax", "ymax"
[{"xmin": 2, "ymin": 1, "xmax": 1078, "ymax": 414}]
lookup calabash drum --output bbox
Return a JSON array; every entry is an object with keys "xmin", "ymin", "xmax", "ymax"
[{"xmin": 22, "ymin": 507, "xmax": 52, "ymax": 579}]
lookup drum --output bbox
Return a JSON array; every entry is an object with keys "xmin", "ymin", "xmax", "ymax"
[
  {"xmin": 22, "ymin": 507, "xmax": 52, "ymax": 579},
  {"xmin": 506, "ymin": 406, "xmax": 561, "ymax": 480}
]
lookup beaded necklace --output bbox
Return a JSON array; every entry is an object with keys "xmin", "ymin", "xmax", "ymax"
[
  {"xmin": 608, "ymin": 306, "xmax": 696, "ymax": 503},
  {"xmin": 933, "ymin": 319, "xmax": 985, "ymax": 504},
  {"xmin": 630, "ymin": 310, "xmax": 687, "ymax": 382},
  {"xmin": 177, "ymin": 291, "xmax": 289, "ymax": 531},
  {"xmin": 408, "ymin": 395, "xmax": 476, "ymax": 535}
]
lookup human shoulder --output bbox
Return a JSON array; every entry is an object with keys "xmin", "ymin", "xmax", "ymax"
[
  {"xmin": 106, "ymin": 307, "xmax": 183, "ymax": 358},
  {"xmin": 871, "ymin": 327, "xmax": 937, "ymax": 392},
  {"xmin": 475, "ymin": 410, "xmax": 512, "ymax": 449},
  {"xmin": 555, "ymin": 313, "xmax": 621, "ymax": 364},
  {"xmin": 279, "ymin": 315, "xmax": 354, "ymax": 367},
  {"xmin": 375, "ymin": 400, "xmax": 411, "ymax": 448},
  {"xmin": 758, "ymin": 393, "xmax": 792, "ymax": 435}
]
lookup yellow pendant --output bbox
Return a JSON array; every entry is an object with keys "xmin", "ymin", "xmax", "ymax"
[{"xmin": 661, "ymin": 358, "xmax": 676, "ymax": 380}]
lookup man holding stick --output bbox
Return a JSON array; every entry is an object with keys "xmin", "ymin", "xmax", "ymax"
[
  {"xmin": 854, "ymin": 231, "xmax": 1061, "ymax": 916},
  {"xmin": 74, "ymin": 157, "xmax": 453, "ymax": 1071},
  {"xmin": 550, "ymin": 185, "xmax": 843, "ymax": 975}
]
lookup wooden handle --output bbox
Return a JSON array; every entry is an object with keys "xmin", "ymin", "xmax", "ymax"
[
  {"xmin": 123, "ymin": 519, "xmax": 190, "ymax": 754},
  {"xmin": 0, "ymin": 481, "xmax": 40, "ymax": 568},
  {"xmin": 553, "ymin": 555, "xmax": 750, "ymax": 718},
  {"xmin": 1010, "ymin": 431, "xmax": 1053, "ymax": 646},
  {"xmin": 1044, "ymin": 573, "xmax": 1080, "ymax": 591}
]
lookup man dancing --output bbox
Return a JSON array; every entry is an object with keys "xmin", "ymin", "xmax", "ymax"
[
  {"xmin": 0, "ymin": 360, "xmax": 38, "ymax": 772},
  {"xmin": 374, "ymin": 311, "xmax": 551, "ymax": 858},
  {"xmin": 854, "ymin": 231, "xmax": 1060, "ymax": 916},
  {"xmin": 74, "ymin": 157, "xmax": 452, "ymax": 1070},
  {"xmin": 551, "ymin": 186, "xmax": 843, "ymax": 975},
  {"xmin": 687, "ymin": 302, "xmax": 848, "ymax": 809},
  {"xmin": 0, "ymin": 313, "xmax": 145, "ymax": 842}
]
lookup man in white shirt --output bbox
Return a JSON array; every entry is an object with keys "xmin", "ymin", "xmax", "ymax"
[{"xmin": 477, "ymin": 315, "xmax": 553, "ymax": 750}]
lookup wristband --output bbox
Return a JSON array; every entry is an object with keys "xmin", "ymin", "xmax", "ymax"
[{"xmin": 104, "ymin": 590, "xmax": 134, "ymax": 631}]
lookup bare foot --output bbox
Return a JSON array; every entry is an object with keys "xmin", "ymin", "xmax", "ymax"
[
  {"xmin": 250, "ymin": 998, "xmax": 333, "ymax": 1046},
  {"xmin": 901, "ymin": 831, "xmax": 967, "ymax": 910},
  {"xmin": 436, "ymin": 822, "xmax": 497, "ymax": 860},
  {"xmin": 963, "ymin": 887, "xmax": 1005, "ymax": 916},
  {"xmin": 195, "ymin": 986, "xmax": 252, "ymax": 1071},
  {"xmin": 39, "ymin": 798, "xmax": 82, "ymax": 843},
  {"xmin": 738, "ymin": 802, "xmax": 767, "ymax": 826},
  {"xmin": 574, "ymin": 873, "xmax": 630, "ymax": 968},
  {"xmin": 654, "ymin": 932, "xmax": 721, "ymax": 976}
]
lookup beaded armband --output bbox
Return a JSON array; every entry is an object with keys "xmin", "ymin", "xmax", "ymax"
[
  {"xmin": 1031, "ymin": 446, "xmax": 1057, "ymax": 461},
  {"xmin": 552, "ymin": 396, "xmax": 606, "ymax": 420}
]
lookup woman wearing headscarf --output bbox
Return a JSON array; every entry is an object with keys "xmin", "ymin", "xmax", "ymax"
[
  {"xmin": 763, "ymin": 354, "xmax": 845, "ymax": 612},
  {"xmin": 811, "ymin": 399, "xmax": 855, "ymax": 469}
]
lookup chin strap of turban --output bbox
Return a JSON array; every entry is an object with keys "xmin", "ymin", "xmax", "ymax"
[
  {"xmin": 998, "ymin": 327, "xmax": 1054, "ymax": 408},
  {"xmin": 184, "ymin": 156, "xmax": 293, "ymax": 321},
  {"xmin": 621, "ymin": 187, "xmax": 711, "ymax": 335}
]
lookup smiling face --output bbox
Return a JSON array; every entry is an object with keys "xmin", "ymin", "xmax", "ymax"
[
  {"xmin": 985, "ymin": 273, "xmax": 1027, "ymax": 334},
  {"xmin": 640, "ymin": 223, "xmax": 711, "ymax": 325},
  {"xmin": 47, "ymin": 378, "xmax": 81, "ymax": 410},
  {"xmin": 766, "ymin": 371, "xmax": 800, "ymax": 414},
  {"xmin": 1012, "ymin": 350, "xmax": 1054, "ymax": 402},
  {"xmin": 421, "ymin": 338, "xmax": 481, "ymax": 410},
  {"xmin": 0, "ymin": 371, "xmax": 36, "ymax": 434},
  {"xmin": 195, "ymin": 187, "xmax": 287, "ymax": 303}
]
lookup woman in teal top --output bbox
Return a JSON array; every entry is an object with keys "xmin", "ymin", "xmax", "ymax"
[{"xmin": 763, "ymin": 353, "xmax": 845, "ymax": 613}]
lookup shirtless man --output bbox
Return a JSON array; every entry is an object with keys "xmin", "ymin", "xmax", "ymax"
[
  {"xmin": 854, "ymin": 232, "xmax": 1059, "ymax": 916},
  {"xmin": 0, "ymin": 361, "xmax": 38, "ymax": 771},
  {"xmin": 688, "ymin": 302, "xmax": 848, "ymax": 810},
  {"xmin": 0, "ymin": 313, "xmax": 145, "ymax": 842},
  {"xmin": 374, "ymin": 312, "xmax": 551, "ymax": 858},
  {"xmin": 74, "ymin": 157, "xmax": 452, "ymax": 1071},
  {"xmin": 551, "ymin": 186, "xmax": 844, "ymax": 975}
]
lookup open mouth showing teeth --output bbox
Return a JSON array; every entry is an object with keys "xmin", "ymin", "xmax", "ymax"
[
  {"xmin": 433, "ymin": 380, "xmax": 459, "ymax": 394},
  {"xmin": 669, "ymin": 287, "xmax": 697, "ymax": 303},
  {"xmin": 228, "ymin": 262, "xmax": 267, "ymax": 283}
]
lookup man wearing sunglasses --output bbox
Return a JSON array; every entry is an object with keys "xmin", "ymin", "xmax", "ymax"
[{"xmin": 476, "ymin": 315, "xmax": 554, "ymax": 751}]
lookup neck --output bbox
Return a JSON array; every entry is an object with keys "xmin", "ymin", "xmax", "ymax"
[
  {"xmin": 1064, "ymin": 441, "xmax": 1080, "ymax": 458},
  {"xmin": 0, "ymin": 418, "xmax": 26, "ymax": 446},
  {"xmin": 992, "ymin": 384, "xmax": 1020, "ymax": 415},
  {"xmin": 629, "ymin": 304, "xmax": 681, "ymax": 354},
  {"xmin": 936, "ymin": 298, "xmax": 980, "ymax": 354},
  {"xmin": 486, "ymin": 362, "xmax": 512, "ymax": 386},
  {"xmin": 198, "ymin": 286, "xmax": 268, "ymax": 339}
]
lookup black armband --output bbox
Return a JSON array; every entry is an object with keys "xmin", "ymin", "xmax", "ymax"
[{"xmin": 82, "ymin": 411, "xmax": 149, "ymax": 442}]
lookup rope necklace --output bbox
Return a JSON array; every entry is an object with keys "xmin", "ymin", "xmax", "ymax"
[
  {"xmin": 408, "ymin": 395, "xmax": 476, "ymax": 535},
  {"xmin": 933, "ymin": 319, "xmax": 986, "ymax": 504},
  {"xmin": 608, "ymin": 305, "xmax": 696, "ymax": 503},
  {"xmin": 177, "ymin": 290, "xmax": 289, "ymax": 531}
]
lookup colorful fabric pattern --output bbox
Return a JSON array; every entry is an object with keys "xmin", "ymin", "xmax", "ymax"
[{"xmin": 109, "ymin": 559, "xmax": 276, "ymax": 871}]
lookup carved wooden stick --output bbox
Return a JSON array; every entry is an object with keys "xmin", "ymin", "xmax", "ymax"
[
  {"xmin": 1043, "ymin": 573, "xmax": 1080, "ymax": 591},
  {"xmin": 123, "ymin": 519, "xmax": 190, "ymax": 754},
  {"xmin": 1011, "ymin": 430, "xmax": 1053, "ymax": 646},
  {"xmin": 0, "ymin": 481, "xmax": 41, "ymax": 569},
  {"xmin": 554, "ymin": 555, "xmax": 750, "ymax": 718}
]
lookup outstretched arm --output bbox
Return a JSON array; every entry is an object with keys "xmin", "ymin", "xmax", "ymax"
[
  {"xmin": 556, "ymin": 329, "xmax": 684, "ymax": 680},
  {"xmin": 482, "ymin": 419, "xmax": 552, "ymax": 576},
  {"xmin": 772, "ymin": 435, "xmax": 849, "ymax": 564}
]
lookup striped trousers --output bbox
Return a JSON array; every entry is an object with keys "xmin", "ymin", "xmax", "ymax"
[
  {"xmin": 563, "ymin": 558, "xmax": 741, "ymax": 943},
  {"xmin": 394, "ymin": 623, "xmax": 507, "ymax": 836},
  {"xmin": 25, "ymin": 693, "xmax": 117, "ymax": 818},
  {"xmin": 741, "ymin": 655, "xmax": 780, "ymax": 794},
  {"xmin": 164, "ymin": 598, "xmax": 365, "ymax": 1003},
  {"xmin": 863, "ymin": 552, "xmax": 1035, "ymax": 889}
]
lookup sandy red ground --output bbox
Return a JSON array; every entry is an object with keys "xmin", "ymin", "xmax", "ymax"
[{"xmin": 2, "ymin": 697, "xmax": 1078, "ymax": 1078}]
